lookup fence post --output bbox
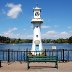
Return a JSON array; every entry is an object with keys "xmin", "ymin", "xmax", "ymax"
[
  {"xmin": 36, "ymin": 51, "xmax": 37, "ymax": 56},
  {"xmin": 8, "ymin": 49, "xmax": 10, "ymax": 63},
  {"xmin": 26, "ymin": 49, "xmax": 28, "ymax": 61},
  {"xmin": 68, "ymin": 50, "xmax": 69, "ymax": 62},
  {"xmin": 61, "ymin": 49, "xmax": 62, "ymax": 61},
  {"xmin": 3, "ymin": 51, "xmax": 4, "ymax": 60},
  {"xmin": 24, "ymin": 51, "xmax": 25, "ymax": 61},
  {"xmin": 45, "ymin": 49, "xmax": 46, "ymax": 56},
  {"xmin": 63, "ymin": 49, "xmax": 64, "ymax": 62},
  {"xmin": 21, "ymin": 52, "xmax": 22, "ymax": 61},
  {"xmin": 56, "ymin": 49, "xmax": 58, "ymax": 59},
  {"xmin": 0, "ymin": 60, "xmax": 1, "ymax": 68},
  {"xmin": 17, "ymin": 51, "xmax": 18, "ymax": 61}
]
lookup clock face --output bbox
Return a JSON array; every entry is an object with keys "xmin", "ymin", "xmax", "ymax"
[{"xmin": 35, "ymin": 12, "xmax": 40, "ymax": 16}]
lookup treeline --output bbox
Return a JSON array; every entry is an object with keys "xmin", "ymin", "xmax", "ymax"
[
  {"xmin": 0, "ymin": 36, "xmax": 72, "ymax": 44},
  {"xmin": 0, "ymin": 36, "xmax": 32, "ymax": 43},
  {"xmin": 42, "ymin": 37, "xmax": 72, "ymax": 43}
]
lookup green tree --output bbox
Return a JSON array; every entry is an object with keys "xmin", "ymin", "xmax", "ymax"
[{"xmin": 68, "ymin": 36, "xmax": 72, "ymax": 43}]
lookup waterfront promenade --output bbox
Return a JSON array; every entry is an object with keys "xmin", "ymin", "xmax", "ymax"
[{"xmin": 0, "ymin": 61, "xmax": 72, "ymax": 72}]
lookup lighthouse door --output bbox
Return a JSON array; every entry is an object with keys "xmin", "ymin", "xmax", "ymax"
[{"xmin": 35, "ymin": 45, "xmax": 39, "ymax": 52}]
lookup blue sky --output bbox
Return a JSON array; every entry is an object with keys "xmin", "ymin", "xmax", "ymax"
[{"xmin": 0, "ymin": 0, "xmax": 72, "ymax": 39}]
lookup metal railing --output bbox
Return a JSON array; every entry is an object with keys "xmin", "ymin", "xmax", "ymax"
[{"xmin": 0, "ymin": 49, "xmax": 72, "ymax": 62}]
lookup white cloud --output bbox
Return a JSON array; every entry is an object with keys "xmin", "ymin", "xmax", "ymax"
[
  {"xmin": 27, "ymin": 34, "xmax": 32, "ymax": 39},
  {"xmin": 59, "ymin": 31, "xmax": 71, "ymax": 38},
  {"xmin": 60, "ymin": 31, "xmax": 68, "ymax": 35},
  {"xmin": 15, "ymin": 34, "xmax": 32, "ymax": 39},
  {"xmin": 42, "ymin": 30, "xmax": 72, "ymax": 39},
  {"xmin": 2, "ymin": 27, "xmax": 72, "ymax": 39},
  {"xmin": 2, "ymin": 27, "xmax": 33, "ymax": 39},
  {"xmin": 41, "ymin": 25, "xmax": 51, "ymax": 29},
  {"xmin": 6, "ymin": 3, "xmax": 22, "ymax": 18},
  {"xmin": 46, "ymin": 31, "xmax": 57, "ymax": 35},
  {"xmin": 3, "ymin": 27, "xmax": 17, "ymax": 37},
  {"xmin": 42, "ymin": 30, "xmax": 57, "ymax": 39}
]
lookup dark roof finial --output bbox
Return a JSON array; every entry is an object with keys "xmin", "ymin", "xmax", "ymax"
[{"xmin": 36, "ymin": 3, "xmax": 38, "ymax": 7}]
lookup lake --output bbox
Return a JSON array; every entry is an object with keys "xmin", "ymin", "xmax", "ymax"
[
  {"xmin": 0, "ymin": 43, "xmax": 72, "ymax": 50},
  {"xmin": 0, "ymin": 43, "xmax": 72, "ymax": 61}
]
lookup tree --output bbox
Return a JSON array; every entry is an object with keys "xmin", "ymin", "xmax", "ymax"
[{"xmin": 68, "ymin": 36, "xmax": 72, "ymax": 43}]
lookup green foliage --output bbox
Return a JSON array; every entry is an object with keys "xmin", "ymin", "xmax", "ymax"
[
  {"xmin": 0, "ymin": 35, "xmax": 72, "ymax": 43},
  {"xmin": 68, "ymin": 36, "xmax": 72, "ymax": 43},
  {"xmin": 0, "ymin": 36, "xmax": 10, "ymax": 43}
]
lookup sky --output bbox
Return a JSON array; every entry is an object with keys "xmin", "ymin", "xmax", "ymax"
[{"xmin": 0, "ymin": 0, "xmax": 72, "ymax": 39}]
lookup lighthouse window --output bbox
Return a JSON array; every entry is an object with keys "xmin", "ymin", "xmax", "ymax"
[
  {"xmin": 36, "ymin": 26, "xmax": 38, "ymax": 28},
  {"xmin": 36, "ymin": 35, "xmax": 38, "ymax": 37},
  {"xmin": 36, "ymin": 45, "xmax": 39, "ymax": 46}
]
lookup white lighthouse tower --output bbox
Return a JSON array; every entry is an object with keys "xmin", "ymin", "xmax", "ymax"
[{"xmin": 31, "ymin": 5, "xmax": 43, "ymax": 55}]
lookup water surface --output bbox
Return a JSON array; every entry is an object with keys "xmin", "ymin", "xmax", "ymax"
[{"xmin": 0, "ymin": 43, "xmax": 72, "ymax": 50}]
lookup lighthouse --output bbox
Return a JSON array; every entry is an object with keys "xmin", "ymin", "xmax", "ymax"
[{"xmin": 31, "ymin": 5, "xmax": 43, "ymax": 55}]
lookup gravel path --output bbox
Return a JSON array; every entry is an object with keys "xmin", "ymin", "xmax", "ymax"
[{"xmin": 0, "ymin": 61, "xmax": 72, "ymax": 72}]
